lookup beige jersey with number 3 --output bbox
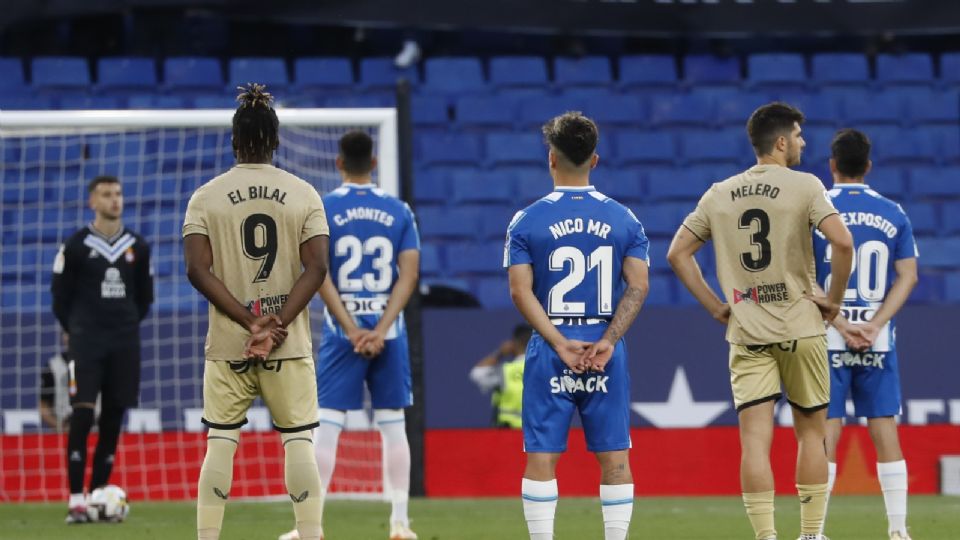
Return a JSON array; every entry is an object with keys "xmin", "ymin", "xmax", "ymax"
[
  {"xmin": 683, "ymin": 164, "xmax": 838, "ymax": 345},
  {"xmin": 183, "ymin": 163, "xmax": 329, "ymax": 360}
]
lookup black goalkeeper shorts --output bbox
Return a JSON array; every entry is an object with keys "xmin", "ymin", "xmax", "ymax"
[{"xmin": 69, "ymin": 339, "xmax": 141, "ymax": 408}]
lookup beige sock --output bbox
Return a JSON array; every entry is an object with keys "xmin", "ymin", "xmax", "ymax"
[
  {"xmin": 797, "ymin": 482, "xmax": 829, "ymax": 536},
  {"xmin": 743, "ymin": 490, "xmax": 776, "ymax": 540},
  {"xmin": 282, "ymin": 431, "xmax": 324, "ymax": 540},
  {"xmin": 197, "ymin": 429, "xmax": 240, "ymax": 540}
]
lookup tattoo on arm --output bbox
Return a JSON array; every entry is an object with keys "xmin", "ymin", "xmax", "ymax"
[{"xmin": 604, "ymin": 286, "xmax": 646, "ymax": 344}]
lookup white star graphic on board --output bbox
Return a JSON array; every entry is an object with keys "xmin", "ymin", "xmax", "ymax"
[{"xmin": 631, "ymin": 366, "xmax": 729, "ymax": 428}]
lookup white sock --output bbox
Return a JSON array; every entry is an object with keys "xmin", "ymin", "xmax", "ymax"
[
  {"xmin": 522, "ymin": 478, "xmax": 558, "ymax": 540},
  {"xmin": 375, "ymin": 409, "xmax": 411, "ymax": 526},
  {"xmin": 878, "ymin": 460, "xmax": 908, "ymax": 536},
  {"xmin": 68, "ymin": 493, "xmax": 85, "ymax": 507},
  {"xmin": 821, "ymin": 461, "xmax": 837, "ymax": 534},
  {"xmin": 600, "ymin": 484, "xmax": 633, "ymax": 540},
  {"xmin": 314, "ymin": 409, "xmax": 345, "ymax": 492}
]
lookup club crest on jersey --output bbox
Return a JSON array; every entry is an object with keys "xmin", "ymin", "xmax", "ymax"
[
  {"xmin": 124, "ymin": 247, "xmax": 135, "ymax": 263},
  {"xmin": 733, "ymin": 282, "xmax": 789, "ymax": 304}
]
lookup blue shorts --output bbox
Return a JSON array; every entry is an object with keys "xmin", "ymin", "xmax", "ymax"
[
  {"xmin": 317, "ymin": 327, "xmax": 412, "ymax": 411},
  {"xmin": 827, "ymin": 349, "xmax": 901, "ymax": 419},
  {"xmin": 522, "ymin": 324, "xmax": 631, "ymax": 454}
]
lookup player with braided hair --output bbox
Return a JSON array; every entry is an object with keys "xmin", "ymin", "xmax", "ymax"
[{"xmin": 184, "ymin": 83, "xmax": 330, "ymax": 540}]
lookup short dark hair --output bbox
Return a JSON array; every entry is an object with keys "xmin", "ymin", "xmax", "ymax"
[
  {"xmin": 831, "ymin": 128, "xmax": 871, "ymax": 178},
  {"xmin": 542, "ymin": 111, "xmax": 598, "ymax": 167},
  {"xmin": 232, "ymin": 83, "xmax": 280, "ymax": 163},
  {"xmin": 746, "ymin": 102, "xmax": 805, "ymax": 156},
  {"xmin": 88, "ymin": 175, "xmax": 120, "ymax": 193},
  {"xmin": 338, "ymin": 130, "xmax": 375, "ymax": 175}
]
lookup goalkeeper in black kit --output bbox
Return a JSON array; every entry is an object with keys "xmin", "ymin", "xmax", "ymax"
[{"xmin": 51, "ymin": 175, "xmax": 154, "ymax": 524}]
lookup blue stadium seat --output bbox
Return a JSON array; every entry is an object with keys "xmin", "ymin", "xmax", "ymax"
[
  {"xmin": 645, "ymin": 166, "xmax": 714, "ymax": 201},
  {"xmin": 419, "ymin": 243, "xmax": 442, "ymax": 277},
  {"xmin": 944, "ymin": 202, "xmax": 960, "ymax": 234},
  {"xmin": 591, "ymin": 168, "xmax": 643, "ymax": 203},
  {"xmin": 905, "ymin": 89, "xmax": 960, "ymax": 125},
  {"xmin": 586, "ymin": 95, "xmax": 646, "ymax": 126},
  {"xmin": 31, "ymin": 57, "xmax": 90, "ymax": 89},
  {"xmin": 915, "ymin": 237, "xmax": 960, "ymax": 267},
  {"xmin": 97, "ymin": 58, "xmax": 157, "ymax": 92},
  {"xmin": 941, "ymin": 52, "xmax": 960, "ymax": 87},
  {"xmin": 876, "ymin": 53, "xmax": 934, "ymax": 86},
  {"xmin": 324, "ymin": 94, "xmax": 392, "ymax": 108},
  {"xmin": 554, "ymin": 56, "xmax": 613, "ymax": 88},
  {"xmin": 945, "ymin": 271, "xmax": 960, "ymax": 302},
  {"xmin": 683, "ymin": 55, "xmax": 741, "ymax": 86},
  {"xmin": 615, "ymin": 131, "xmax": 676, "ymax": 166},
  {"xmin": 411, "ymin": 95, "xmax": 449, "ymax": 127},
  {"xmin": 59, "ymin": 95, "xmax": 122, "ymax": 109},
  {"xmin": 746, "ymin": 53, "xmax": 807, "ymax": 90},
  {"xmin": 423, "ymin": 57, "xmax": 485, "ymax": 95},
  {"xmin": 517, "ymin": 95, "xmax": 585, "ymax": 127},
  {"xmin": 228, "ymin": 57, "xmax": 289, "ymax": 89},
  {"xmin": 127, "ymin": 94, "xmax": 187, "ymax": 109},
  {"xmin": 418, "ymin": 133, "xmax": 482, "ymax": 166},
  {"xmin": 0, "ymin": 95, "xmax": 53, "ymax": 109},
  {"xmin": 899, "ymin": 202, "xmax": 938, "ymax": 235},
  {"xmin": 293, "ymin": 57, "xmax": 353, "ymax": 89},
  {"xmin": 417, "ymin": 206, "xmax": 482, "ymax": 240},
  {"xmin": 455, "ymin": 95, "xmax": 517, "ymax": 128},
  {"xmin": 475, "ymin": 277, "xmax": 512, "ymax": 309},
  {"xmin": 801, "ymin": 126, "xmax": 840, "ymax": 165},
  {"xmin": 715, "ymin": 93, "xmax": 769, "ymax": 127},
  {"xmin": 506, "ymin": 166, "xmax": 550, "ymax": 203},
  {"xmin": 870, "ymin": 127, "xmax": 937, "ymax": 165},
  {"xmin": 446, "ymin": 241, "xmax": 503, "ymax": 275},
  {"xmin": 359, "ymin": 57, "xmax": 419, "ymax": 88},
  {"xmin": 865, "ymin": 168, "xmax": 905, "ymax": 199},
  {"xmin": 489, "ymin": 56, "xmax": 548, "ymax": 89},
  {"xmin": 631, "ymin": 203, "xmax": 685, "ymax": 237},
  {"xmin": 908, "ymin": 166, "xmax": 960, "ymax": 197},
  {"xmin": 811, "ymin": 53, "xmax": 869, "ymax": 87},
  {"xmin": 190, "ymin": 94, "xmax": 236, "ymax": 108},
  {"xmin": 843, "ymin": 91, "xmax": 902, "ymax": 126},
  {"xmin": 0, "ymin": 57, "xmax": 27, "ymax": 94},
  {"xmin": 642, "ymin": 275, "xmax": 674, "ymax": 306},
  {"xmin": 680, "ymin": 129, "xmax": 743, "ymax": 165},
  {"xmin": 929, "ymin": 125, "xmax": 960, "ymax": 164},
  {"xmin": 485, "ymin": 133, "xmax": 543, "ymax": 167},
  {"xmin": 479, "ymin": 203, "xmax": 523, "ymax": 240},
  {"xmin": 618, "ymin": 55, "xmax": 678, "ymax": 90},
  {"xmin": 776, "ymin": 92, "xmax": 842, "ymax": 127},
  {"xmin": 412, "ymin": 169, "xmax": 449, "ymax": 205},
  {"xmin": 648, "ymin": 94, "xmax": 715, "ymax": 127},
  {"xmin": 451, "ymin": 168, "xmax": 514, "ymax": 203},
  {"xmin": 164, "ymin": 57, "xmax": 223, "ymax": 92}
]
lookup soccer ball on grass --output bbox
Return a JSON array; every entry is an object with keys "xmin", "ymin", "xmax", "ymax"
[{"xmin": 87, "ymin": 485, "xmax": 130, "ymax": 522}]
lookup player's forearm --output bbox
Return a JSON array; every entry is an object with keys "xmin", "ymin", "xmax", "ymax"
[
  {"xmin": 601, "ymin": 285, "xmax": 647, "ymax": 344},
  {"xmin": 318, "ymin": 275, "xmax": 359, "ymax": 332},
  {"xmin": 186, "ymin": 267, "xmax": 256, "ymax": 330},
  {"xmin": 670, "ymin": 255, "xmax": 725, "ymax": 316},
  {"xmin": 510, "ymin": 288, "xmax": 566, "ymax": 350},
  {"xmin": 869, "ymin": 271, "xmax": 917, "ymax": 329},
  {"xmin": 278, "ymin": 263, "xmax": 327, "ymax": 328},
  {"xmin": 39, "ymin": 404, "xmax": 59, "ymax": 430},
  {"xmin": 826, "ymin": 242, "xmax": 853, "ymax": 306},
  {"xmin": 373, "ymin": 270, "xmax": 417, "ymax": 334}
]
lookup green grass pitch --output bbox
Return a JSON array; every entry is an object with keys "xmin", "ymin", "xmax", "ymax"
[{"xmin": 1, "ymin": 496, "xmax": 958, "ymax": 539}]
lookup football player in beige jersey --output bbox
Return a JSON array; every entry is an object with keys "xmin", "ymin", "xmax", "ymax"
[
  {"xmin": 183, "ymin": 84, "xmax": 329, "ymax": 540},
  {"xmin": 667, "ymin": 102, "xmax": 854, "ymax": 540}
]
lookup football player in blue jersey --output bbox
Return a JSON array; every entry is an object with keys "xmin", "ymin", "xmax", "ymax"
[
  {"xmin": 280, "ymin": 131, "xmax": 420, "ymax": 540},
  {"xmin": 814, "ymin": 129, "xmax": 918, "ymax": 540},
  {"xmin": 504, "ymin": 112, "xmax": 650, "ymax": 540}
]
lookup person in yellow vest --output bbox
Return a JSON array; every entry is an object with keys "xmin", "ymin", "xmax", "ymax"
[{"xmin": 469, "ymin": 324, "xmax": 532, "ymax": 428}]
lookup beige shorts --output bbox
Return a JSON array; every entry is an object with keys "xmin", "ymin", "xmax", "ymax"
[
  {"xmin": 729, "ymin": 335, "xmax": 829, "ymax": 412},
  {"xmin": 202, "ymin": 357, "xmax": 319, "ymax": 432}
]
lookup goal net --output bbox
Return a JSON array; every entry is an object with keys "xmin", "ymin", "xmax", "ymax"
[{"xmin": 0, "ymin": 107, "xmax": 399, "ymax": 502}]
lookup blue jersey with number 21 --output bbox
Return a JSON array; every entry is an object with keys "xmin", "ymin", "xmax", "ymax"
[{"xmin": 504, "ymin": 186, "xmax": 650, "ymax": 320}]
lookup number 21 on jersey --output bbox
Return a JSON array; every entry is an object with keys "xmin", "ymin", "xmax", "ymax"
[{"xmin": 547, "ymin": 246, "xmax": 613, "ymax": 316}]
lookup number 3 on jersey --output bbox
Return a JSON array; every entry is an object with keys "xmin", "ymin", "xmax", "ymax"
[
  {"xmin": 548, "ymin": 246, "xmax": 613, "ymax": 316},
  {"xmin": 336, "ymin": 235, "xmax": 393, "ymax": 293}
]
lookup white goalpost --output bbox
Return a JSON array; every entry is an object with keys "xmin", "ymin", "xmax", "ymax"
[{"xmin": 0, "ymin": 107, "xmax": 398, "ymax": 502}]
